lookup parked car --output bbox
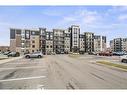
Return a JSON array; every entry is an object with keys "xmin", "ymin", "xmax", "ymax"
[
  {"xmin": 8, "ymin": 52, "xmax": 20, "ymax": 57},
  {"xmin": 51, "ymin": 52, "xmax": 56, "ymax": 55},
  {"xmin": 79, "ymin": 51, "xmax": 85, "ymax": 54},
  {"xmin": 113, "ymin": 52, "xmax": 127, "ymax": 56},
  {"xmin": 88, "ymin": 52, "xmax": 97, "ymax": 55},
  {"xmin": 120, "ymin": 55, "xmax": 127, "ymax": 63},
  {"xmin": 98, "ymin": 52, "xmax": 112, "ymax": 56},
  {"xmin": 3, "ymin": 51, "xmax": 11, "ymax": 55},
  {"xmin": 25, "ymin": 52, "xmax": 43, "ymax": 58}
]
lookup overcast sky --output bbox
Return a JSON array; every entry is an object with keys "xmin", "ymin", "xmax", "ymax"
[{"xmin": 0, "ymin": 6, "xmax": 127, "ymax": 47}]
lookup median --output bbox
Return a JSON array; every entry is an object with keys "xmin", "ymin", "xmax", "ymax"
[
  {"xmin": 68, "ymin": 54, "xmax": 80, "ymax": 58},
  {"xmin": 96, "ymin": 61, "xmax": 127, "ymax": 71}
]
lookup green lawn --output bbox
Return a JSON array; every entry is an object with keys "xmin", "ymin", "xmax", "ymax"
[{"xmin": 97, "ymin": 61, "xmax": 127, "ymax": 71}]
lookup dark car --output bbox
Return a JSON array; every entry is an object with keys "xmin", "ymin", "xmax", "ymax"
[
  {"xmin": 99, "ymin": 52, "xmax": 112, "ymax": 56},
  {"xmin": 8, "ymin": 52, "xmax": 20, "ymax": 57},
  {"xmin": 113, "ymin": 52, "xmax": 127, "ymax": 56}
]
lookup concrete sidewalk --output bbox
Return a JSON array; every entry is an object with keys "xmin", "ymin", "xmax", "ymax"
[{"xmin": 0, "ymin": 56, "xmax": 23, "ymax": 64}]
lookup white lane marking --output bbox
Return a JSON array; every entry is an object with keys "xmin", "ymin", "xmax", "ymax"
[
  {"xmin": 0, "ymin": 66, "xmax": 46, "ymax": 70},
  {"xmin": 37, "ymin": 85, "xmax": 44, "ymax": 89},
  {"xmin": 0, "ymin": 76, "xmax": 46, "ymax": 82}
]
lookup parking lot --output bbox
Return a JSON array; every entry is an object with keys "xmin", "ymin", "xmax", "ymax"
[{"xmin": 0, "ymin": 54, "xmax": 127, "ymax": 89}]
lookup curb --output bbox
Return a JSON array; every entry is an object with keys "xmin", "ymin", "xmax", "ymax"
[{"xmin": 93, "ymin": 61, "xmax": 127, "ymax": 72}]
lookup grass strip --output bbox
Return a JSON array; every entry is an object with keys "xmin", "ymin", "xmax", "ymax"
[
  {"xmin": 68, "ymin": 54, "xmax": 80, "ymax": 58},
  {"xmin": 97, "ymin": 61, "xmax": 127, "ymax": 70}
]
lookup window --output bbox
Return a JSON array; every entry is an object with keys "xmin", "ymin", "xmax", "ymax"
[
  {"xmin": 32, "ymin": 40, "xmax": 35, "ymax": 43},
  {"xmin": 32, "ymin": 50, "xmax": 34, "ymax": 52},
  {"xmin": 50, "ymin": 45, "xmax": 52, "ymax": 48},
  {"xmin": 32, "ymin": 31, "xmax": 35, "ymax": 35},
  {"xmin": 16, "ymin": 30, "xmax": 21, "ymax": 34},
  {"xmin": 32, "ymin": 37, "xmax": 35, "ymax": 39},
  {"xmin": 10, "ymin": 29, "xmax": 15, "ymax": 39},
  {"xmin": 32, "ymin": 45, "xmax": 35, "ymax": 48},
  {"xmin": 47, "ymin": 46, "xmax": 49, "ymax": 48}
]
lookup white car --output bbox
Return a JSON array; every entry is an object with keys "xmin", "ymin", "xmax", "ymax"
[
  {"xmin": 25, "ymin": 52, "xmax": 43, "ymax": 58},
  {"xmin": 120, "ymin": 55, "xmax": 127, "ymax": 63}
]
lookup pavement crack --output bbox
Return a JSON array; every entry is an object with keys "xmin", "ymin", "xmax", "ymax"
[
  {"xmin": 2, "ymin": 71, "xmax": 17, "ymax": 80},
  {"xmin": 90, "ymin": 72, "xmax": 105, "ymax": 81}
]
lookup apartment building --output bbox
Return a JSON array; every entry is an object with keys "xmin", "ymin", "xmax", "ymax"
[
  {"xmin": 122, "ymin": 38, "xmax": 127, "ymax": 52},
  {"xmin": 69, "ymin": 25, "xmax": 80, "ymax": 53},
  {"xmin": 29, "ymin": 30, "xmax": 40, "ymax": 53},
  {"xmin": 110, "ymin": 38, "xmax": 122, "ymax": 52},
  {"xmin": 10, "ymin": 28, "xmax": 40, "ymax": 54},
  {"xmin": 45, "ymin": 31, "xmax": 53, "ymax": 55},
  {"xmin": 10, "ymin": 25, "xmax": 107, "ymax": 54},
  {"xmin": 64, "ymin": 29, "xmax": 71, "ymax": 54},
  {"xmin": 79, "ymin": 34, "xmax": 85, "ymax": 52},
  {"xmin": 110, "ymin": 38, "xmax": 127, "ymax": 52},
  {"xmin": 94, "ymin": 35, "xmax": 106, "ymax": 52},
  {"xmin": 53, "ymin": 29, "xmax": 65, "ymax": 54},
  {"xmin": 10, "ymin": 28, "xmax": 21, "ymax": 52},
  {"xmin": 84, "ymin": 32, "xmax": 94, "ymax": 52},
  {"xmin": 39, "ymin": 28, "xmax": 46, "ymax": 54}
]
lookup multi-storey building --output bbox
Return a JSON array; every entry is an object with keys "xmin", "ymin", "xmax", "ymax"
[
  {"xmin": 10, "ymin": 28, "xmax": 40, "ymax": 54},
  {"xmin": 29, "ymin": 30, "xmax": 40, "ymax": 53},
  {"xmin": 79, "ymin": 34, "xmax": 85, "ymax": 52},
  {"xmin": 64, "ymin": 29, "xmax": 71, "ymax": 54},
  {"xmin": 110, "ymin": 38, "xmax": 127, "ymax": 52},
  {"xmin": 84, "ymin": 32, "xmax": 94, "ymax": 52},
  {"xmin": 10, "ymin": 25, "xmax": 107, "ymax": 54},
  {"xmin": 69, "ymin": 25, "xmax": 80, "ymax": 53},
  {"xmin": 110, "ymin": 38, "xmax": 122, "ymax": 52},
  {"xmin": 122, "ymin": 38, "xmax": 127, "ymax": 52},
  {"xmin": 10, "ymin": 28, "xmax": 21, "ymax": 53},
  {"xmin": 45, "ymin": 31, "xmax": 53, "ymax": 55},
  {"xmin": 53, "ymin": 29, "xmax": 65, "ymax": 54},
  {"xmin": 94, "ymin": 35, "xmax": 106, "ymax": 52},
  {"xmin": 39, "ymin": 28, "xmax": 46, "ymax": 54}
]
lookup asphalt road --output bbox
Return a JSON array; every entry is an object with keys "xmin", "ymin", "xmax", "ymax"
[{"xmin": 0, "ymin": 55, "xmax": 127, "ymax": 89}]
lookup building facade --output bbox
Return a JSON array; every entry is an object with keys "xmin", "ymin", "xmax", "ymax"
[
  {"xmin": 79, "ymin": 34, "xmax": 85, "ymax": 52},
  {"xmin": 84, "ymin": 32, "xmax": 94, "ymax": 52},
  {"xmin": 53, "ymin": 29, "xmax": 65, "ymax": 54},
  {"xmin": 94, "ymin": 35, "xmax": 106, "ymax": 52},
  {"xmin": 45, "ymin": 31, "xmax": 53, "ymax": 55},
  {"xmin": 110, "ymin": 38, "xmax": 127, "ymax": 52},
  {"xmin": 70, "ymin": 25, "xmax": 80, "ymax": 53},
  {"xmin": 64, "ymin": 29, "xmax": 71, "ymax": 54},
  {"xmin": 10, "ymin": 25, "xmax": 107, "ymax": 54}
]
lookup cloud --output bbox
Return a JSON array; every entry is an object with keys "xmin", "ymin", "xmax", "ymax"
[
  {"xmin": 107, "ymin": 6, "xmax": 127, "ymax": 13},
  {"xmin": 58, "ymin": 9, "xmax": 102, "ymax": 29},
  {"xmin": 63, "ymin": 16, "xmax": 77, "ymax": 22},
  {"xmin": 118, "ymin": 14, "xmax": 127, "ymax": 21}
]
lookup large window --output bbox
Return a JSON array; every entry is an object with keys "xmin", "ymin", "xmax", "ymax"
[
  {"xmin": 25, "ymin": 30, "xmax": 30, "ymax": 39},
  {"xmin": 10, "ymin": 29, "xmax": 15, "ymax": 39}
]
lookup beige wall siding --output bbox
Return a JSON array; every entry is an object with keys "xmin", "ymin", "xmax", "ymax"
[
  {"xmin": 10, "ymin": 39, "xmax": 16, "ymax": 52},
  {"xmin": 30, "ymin": 36, "xmax": 40, "ymax": 53},
  {"xmin": 64, "ymin": 37, "xmax": 70, "ymax": 52},
  {"xmin": 46, "ymin": 40, "xmax": 53, "ymax": 54}
]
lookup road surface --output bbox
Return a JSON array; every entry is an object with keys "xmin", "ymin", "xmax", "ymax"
[{"xmin": 0, "ymin": 55, "xmax": 127, "ymax": 89}]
